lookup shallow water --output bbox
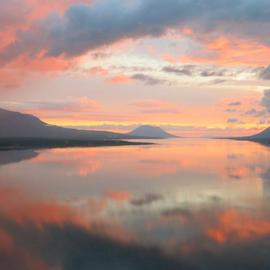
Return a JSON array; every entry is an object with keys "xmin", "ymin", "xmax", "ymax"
[{"xmin": 0, "ymin": 138, "xmax": 270, "ymax": 269}]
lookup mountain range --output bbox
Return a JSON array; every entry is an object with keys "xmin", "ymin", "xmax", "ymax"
[{"xmin": 0, "ymin": 108, "xmax": 176, "ymax": 140}]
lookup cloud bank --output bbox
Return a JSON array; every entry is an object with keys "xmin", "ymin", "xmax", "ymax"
[{"xmin": 2, "ymin": 0, "xmax": 270, "ymax": 62}]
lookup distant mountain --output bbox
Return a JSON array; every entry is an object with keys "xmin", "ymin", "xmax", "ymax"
[
  {"xmin": 127, "ymin": 125, "xmax": 177, "ymax": 139},
  {"xmin": 0, "ymin": 108, "xmax": 134, "ymax": 140},
  {"xmin": 250, "ymin": 127, "xmax": 270, "ymax": 140},
  {"xmin": 225, "ymin": 127, "xmax": 270, "ymax": 146}
]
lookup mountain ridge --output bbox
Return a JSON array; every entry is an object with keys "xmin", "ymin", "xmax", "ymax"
[
  {"xmin": 0, "ymin": 108, "xmax": 133, "ymax": 140},
  {"xmin": 0, "ymin": 108, "xmax": 177, "ymax": 140}
]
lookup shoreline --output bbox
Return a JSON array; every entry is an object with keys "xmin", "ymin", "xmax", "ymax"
[{"xmin": 0, "ymin": 138, "xmax": 154, "ymax": 151}]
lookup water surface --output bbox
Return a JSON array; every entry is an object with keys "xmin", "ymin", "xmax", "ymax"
[{"xmin": 0, "ymin": 139, "xmax": 270, "ymax": 269}]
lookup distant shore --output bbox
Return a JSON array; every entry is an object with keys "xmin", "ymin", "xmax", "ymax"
[
  {"xmin": 214, "ymin": 136, "xmax": 270, "ymax": 147},
  {"xmin": 0, "ymin": 138, "xmax": 153, "ymax": 151},
  {"xmin": 230, "ymin": 137, "xmax": 270, "ymax": 146}
]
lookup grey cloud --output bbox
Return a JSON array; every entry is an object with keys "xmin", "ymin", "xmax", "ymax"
[
  {"xmin": 261, "ymin": 89, "xmax": 270, "ymax": 112},
  {"xmin": 91, "ymin": 52, "xmax": 111, "ymax": 59},
  {"xmin": 161, "ymin": 207, "xmax": 192, "ymax": 219},
  {"xmin": 211, "ymin": 79, "xmax": 227, "ymax": 84},
  {"xmin": 200, "ymin": 69, "xmax": 227, "ymax": 77},
  {"xmin": 244, "ymin": 108, "xmax": 267, "ymax": 117},
  {"xmin": 224, "ymin": 109, "xmax": 237, "ymax": 113},
  {"xmin": 162, "ymin": 66, "xmax": 194, "ymax": 76},
  {"xmin": 259, "ymin": 65, "xmax": 270, "ymax": 80},
  {"xmin": 131, "ymin": 73, "xmax": 166, "ymax": 85},
  {"xmin": 130, "ymin": 193, "xmax": 163, "ymax": 206},
  {"xmin": 228, "ymin": 102, "xmax": 241, "ymax": 107},
  {"xmin": 162, "ymin": 65, "xmax": 251, "ymax": 79},
  {"xmin": 227, "ymin": 118, "xmax": 239, "ymax": 124},
  {"xmin": 2, "ymin": 0, "xmax": 270, "ymax": 61}
]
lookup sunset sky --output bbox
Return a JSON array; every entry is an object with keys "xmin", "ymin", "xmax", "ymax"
[{"xmin": 1, "ymin": 0, "xmax": 270, "ymax": 136}]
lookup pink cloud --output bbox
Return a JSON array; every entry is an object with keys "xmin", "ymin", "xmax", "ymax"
[{"xmin": 107, "ymin": 74, "xmax": 130, "ymax": 84}]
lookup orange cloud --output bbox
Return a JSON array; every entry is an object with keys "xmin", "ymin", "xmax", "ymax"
[
  {"xmin": 107, "ymin": 74, "xmax": 130, "ymax": 84},
  {"xmin": 89, "ymin": 66, "xmax": 109, "ymax": 76},
  {"xmin": 181, "ymin": 36, "xmax": 270, "ymax": 66}
]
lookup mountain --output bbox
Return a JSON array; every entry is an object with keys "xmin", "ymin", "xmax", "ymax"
[
  {"xmin": 127, "ymin": 125, "xmax": 177, "ymax": 139},
  {"xmin": 0, "ymin": 108, "xmax": 133, "ymax": 140},
  {"xmin": 249, "ymin": 127, "xmax": 270, "ymax": 140},
  {"xmin": 225, "ymin": 127, "xmax": 270, "ymax": 146}
]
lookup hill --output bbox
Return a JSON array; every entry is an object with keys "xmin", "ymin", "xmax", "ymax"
[
  {"xmin": 0, "ymin": 108, "xmax": 132, "ymax": 140},
  {"xmin": 127, "ymin": 125, "xmax": 177, "ymax": 139},
  {"xmin": 249, "ymin": 127, "xmax": 270, "ymax": 140}
]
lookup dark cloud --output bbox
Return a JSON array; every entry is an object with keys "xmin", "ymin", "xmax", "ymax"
[
  {"xmin": 162, "ymin": 65, "xmax": 250, "ymax": 80},
  {"xmin": 131, "ymin": 74, "xmax": 166, "ymax": 85},
  {"xmin": 227, "ymin": 118, "xmax": 239, "ymax": 124},
  {"xmin": 261, "ymin": 89, "xmax": 270, "ymax": 112},
  {"xmin": 224, "ymin": 109, "xmax": 237, "ymax": 113},
  {"xmin": 211, "ymin": 79, "xmax": 227, "ymax": 84},
  {"xmin": 162, "ymin": 66, "xmax": 194, "ymax": 76},
  {"xmin": 200, "ymin": 70, "xmax": 227, "ymax": 77},
  {"xmin": 244, "ymin": 108, "xmax": 267, "ymax": 117},
  {"xmin": 91, "ymin": 52, "xmax": 111, "ymax": 59},
  {"xmin": 161, "ymin": 207, "xmax": 192, "ymax": 219},
  {"xmin": 130, "ymin": 193, "xmax": 163, "ymax": 206},
  {"xmin": 2, "ymin": 0, "xmax": 270, "ymax": 61},
  {"xmin": 228, "ymin": 101, "xmax": 241, "ymax": 107},
  {"xmin": 259, "ymin": 65, "xmax": 270, "ymax": 80}
]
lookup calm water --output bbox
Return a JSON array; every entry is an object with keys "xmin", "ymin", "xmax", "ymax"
[{"xmin": 0, "ymin": 138, "xmax": 270, "ymax": 269}]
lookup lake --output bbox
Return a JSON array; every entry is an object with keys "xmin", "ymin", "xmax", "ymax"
[{"xmin": 0, "ymin": 138, "xmax": 270, "ymax": 269}]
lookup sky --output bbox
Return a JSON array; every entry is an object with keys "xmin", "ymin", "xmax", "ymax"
[{"xmin": 1, "ymin": 0, "xmax": 270, "ymax": 136}]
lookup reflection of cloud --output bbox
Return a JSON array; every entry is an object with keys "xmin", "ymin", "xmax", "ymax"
[
  {"xmin": 226, "ymin": 165, "xmax": 263, "ymax": 180},
  {"xmin": 130, "ymin": 193, "xmax": 163, "ymax": 206},
  {"xmin": 0, "ymin": 218, "xmax": 183, "ymax": 270},
  {"xmin": 33, "ymin": 148, "xmax": 101, "ymax": 177},
  {"xmin": 136, "ymin": 159, "xmax": 180, "ymax": 177},
  {"xmin": 161, "ymin": 207, "xmax": 192, "ymax": 221},
  {"xmin": 105, "ymin": 191, "xmax": 130, "ymax": 203},
  {"xmin": 206, "ymin": 209, "xmax": 270, "ymax": 244},
  {"xmin": 1, "ymin": 187, "xmax": 270, "ymax": 269}
]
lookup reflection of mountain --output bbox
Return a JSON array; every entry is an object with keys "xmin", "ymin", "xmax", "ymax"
[
  {"xmin": 0, "ymin": 150, "xmax": 39, "ymax": 166},
  {"xmin": 0, "ymin": 108, "xmax": 133, "ymax": 140},
  {"xmin": 127, "ymin": 125, "xmax": 177, "ymax": 139}
]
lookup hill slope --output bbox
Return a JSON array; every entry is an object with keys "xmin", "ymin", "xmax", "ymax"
[
  {"xmin": 250, "ymin": 127, "xmax": 270, "ymax": 140},
  {"xmin": 0, "ymin": 108, "xmax": 132, "ymax": 140},
  {"xmin": 127, "ymin": 125, "xmax": 177, "ymax": 139}
]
